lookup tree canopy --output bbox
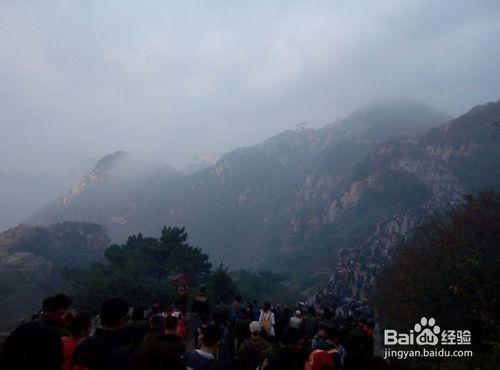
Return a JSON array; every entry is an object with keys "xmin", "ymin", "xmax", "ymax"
[
  {"xmin": 64, "ymin": 226, "xmax": 212, "ymax": 312},
  {"xmin": 373, "ymin": 190, "xmax": 500, "ymax": 366}
]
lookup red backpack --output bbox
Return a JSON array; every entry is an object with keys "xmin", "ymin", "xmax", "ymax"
[{"xmin": 305, "ymin": 348, "xmax": 339, "ymax": 370}]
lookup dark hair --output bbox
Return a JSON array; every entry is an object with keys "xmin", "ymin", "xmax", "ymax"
[
  {"xmin": 201, "ymin": 325, "xmax": 222, "ymax": 347},
  {"xmin": 263, "ymin": 301, "xmax": 271, "ymax": 311},
  {"xmin": 128, "ymin": 343, "xmax": 185, "ymax": 370},
  {"xmin": 149, "ymin": 315, "xmax": 165, "ymax": 331},
  {"xmin": 50, "ymin": 294, "xmax": 73, "ymax": 312},
  {"xmin": 235, "ymin": 295, "xmax": 242, "ymax": 302},
  {"xmin": 3, "ymin": 322, "xmax": 63, "ymax": 370},
  {"xmin": 155, "ymin": 334, "xmax": 186, "ymax": 358},
  {"xmin": 100, "ymin": 298, "xmax": 129, "ymax": 327},
  {"xmin": 165, "ymin": 316, "xmax": 179, "ymax": 330},
  {"xmin": 212, "ymin": 359, "xmax": 247, "ymax": 370},
  {"xmin": 327, "ymin": 326, "xmax": 339, "ymax": 341},
  {"xmin": 200, "ymin": 315, "xmax": 210, "ymax": 325},
  {"xmin": 42, "ymin": 296, "xmax": 53, "ymax": 311},
  {"xmin": 318, "ymin": 323, "xmax": 329, "ymax": 331},
  {"xmin": 240, "ymin": 308, "xmax": 251, "ymax": 319},
  {"xmin": 68, "ymin": 311, "xmax": 92, "ymax": 337},
  {"xmin": 132, "ymin": 306, "xmax": 145, "ymax": 321},
  {"xmin": 200, "ymin": 286, "xmax": 207, "ymax": 292},
  {"xmin": 281, "ymin": 327, "xmax": 301, "ymax": 346}
]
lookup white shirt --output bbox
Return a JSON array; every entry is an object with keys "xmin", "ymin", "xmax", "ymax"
[{"xmin": 258, "ymin": 310, "xmax": 276, "ymax": 337}]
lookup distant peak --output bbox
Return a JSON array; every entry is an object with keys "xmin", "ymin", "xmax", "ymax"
[
  {"xmin": 465, "ymin": 100, "xmax": 500, "ymax": 116},
  {"xmin": 339, "ymin": 97, "xmax": 452, "ymax": 142},
  {"xmin": 93, "ymin": 151, "xmax": 132, "ymax": 172}
]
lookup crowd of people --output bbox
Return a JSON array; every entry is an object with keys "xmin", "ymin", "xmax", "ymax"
[{"xmin": 0, "ymin": 288, "xmax": 397, "ymax": 370}]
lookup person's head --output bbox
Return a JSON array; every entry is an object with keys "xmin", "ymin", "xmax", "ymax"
[
  {"xmin": 128, "ymin": 343, "xmax": 185, "ymax": 370},
  {"xmin": 263, "ymin": 301, "xmax": 271, "ymax": 311},
  {"xmin": 100, "ymin": 297, "xmax": 129, "ymax": 330},
  {"xmin": 281, "ymin": 327, "xmax": 303, "ymax": 351},
  {"xmin": 235, "ymin": 294, "xmax": 242, "ymax": 303},
  {"xmin": 240, "ymin": 308, "xmax": 251, "ymax": 319},
  {"xmin": 3, "ymin": 322, "xmax": 63, "ymax": 370},
  {"xmin": 42, "ymin": 294, "xmax": 73, "ymax": 315},
  {"xmin": 164, "ymin": 306, "xmax": 174, "ymax": 315},
  {"xmin": 326, "ymin": 327, "xmax": 339, "ymax": 346},
  {"xmin": 200, "ymin": 315, "xmax": 211, "ymax": 326},
  {"xmin": 200, "ymin": 286, "xmax": 207, "ymax": 292},
  {"xmin": 212, "ymin": 312, "xmax": 226, "ymax": 326},
  {"xmin": 150, "ymin": 300, "xmax": 161, "ymax": 315},
  {"xmin": 42, "ymin": 296, "xmax": 53, "ymax": 312},
  {"xmin": 317, "ymin": 324, "xmax": 328, "ymax": 338},
  {"xmin": 249, "ymin": 321, "xmax": 261, "ymax": 337},
  {"xmin": 131, "ymin": 306, "xmax": 145, "ymax": 322},
  {"xmin": 149, "ymin": 315, "xmax": 165, "ymax": 332},
  {"xmin": 155, "ymin": 334, "xmax": 186, "ymax": 358},
  {"xmin": 200, "ymin": 325, "xmax": 222, "ymax": 352},
  {"xmin": 171, "ymin": 310, "xmax": 182, "ymax": 320},
  {"xmin": 68, "ymin": 311, "xmax": 92, "ymax": 339},
  {"xmin": 294, "ymin": 310, "xmax": 302, "ymax": 318},
  {"xmin": 164, "ymin": 315, "xmax": 179, "ymax": 333}
]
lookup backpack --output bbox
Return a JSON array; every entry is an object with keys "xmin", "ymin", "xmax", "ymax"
[
  {"xmin": 305, "ymin": 348, "xmax": 340, "ymax": 370},
  {"xmin": 261, "ymin": 312, "xmax": 272, "ymax": 334}
]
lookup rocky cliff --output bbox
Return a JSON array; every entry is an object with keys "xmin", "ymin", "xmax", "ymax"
[{"xmin": 26, "ymin": 98, "xmax": 499, "ymax": 278}]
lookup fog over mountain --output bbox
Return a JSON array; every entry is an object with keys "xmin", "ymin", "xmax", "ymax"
[
  {"xmin": 2, "ymin": 4, "xmax": 500, "ymax": 363},
  {"xmin": 1, "ymin": 1, "xmax": 500, "ymax": 175},
  {"xmin": 27, "ymin": 98, "xmax": 484, "ymax": 273},
  {"xmin": 0, "ymin": 158, "xmax": 96, "ymax": 231}
]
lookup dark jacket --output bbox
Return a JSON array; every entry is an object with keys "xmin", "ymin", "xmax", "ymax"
[
  {"xmin": 263, "ymin": 345, "xmax": 307, "ymax": 370},
  {"xmin": 183, "ymin": 349, "xmax": 216, "ymax": 370},
  {"xmin": 39, "ymin": 312, "xmax": 70, "ymax": 337},
  {"xmin": 237, "ymin": 336, "xmax": 270, "ymax": 368},
  {"xmin": 73, "ymin": 328, "xmax": 127, "ymax": 370}
]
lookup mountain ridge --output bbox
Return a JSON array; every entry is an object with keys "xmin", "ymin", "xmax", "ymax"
[{"xmin": 25, "ymin": 99, "xmax": 499, "ymax": 275}]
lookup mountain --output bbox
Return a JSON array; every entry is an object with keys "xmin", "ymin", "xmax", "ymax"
[
  {"xmin": 26, "ymin": 99, "xmax": 454, "ymax": 271},
  {"xmin": 285, "ymin": 99, "xmax": 500, "ymax": 279},
  {"xmin": 0, "ymin": 222, "xmax": 109, "ymax": 327},
  {"xmin": 181, "ymin": 153, "xmax": 220, "ymax": 175},
  {"xmin": 27, "ymin": 151, "xmax": 180, "ymax": 240},
  {"xmin": 338, "ymin": 97, "xmax": 450, "ymax": 142}
]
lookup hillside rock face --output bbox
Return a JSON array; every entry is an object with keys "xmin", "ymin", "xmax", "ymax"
[
  {"xmin": 0, "ymin": 222, "xmax": 109, "ymax": 328},
  {"xmin": 26, "ymin": 99, "xmax": 500, "ymax": 277},
  {"xmin": 295, "ymin": 100, "xmax": 500, "ymax": 276},
  {"xmin": 27, "ymin": 151, "xmax": 180, "ymax": 240},
  {"xmin": 0, "ymin": 222, "xmax": 109, "ymax": 278}
]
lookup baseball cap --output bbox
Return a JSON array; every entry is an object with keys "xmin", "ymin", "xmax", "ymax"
[{"xmin": 249, "ymin": 321, "xmax": 261, "ymax": 333}]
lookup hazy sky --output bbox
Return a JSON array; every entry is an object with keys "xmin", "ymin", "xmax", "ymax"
[{"xmin": 1, "ymin": 0, "xmax": 500, "ymax": 173}]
